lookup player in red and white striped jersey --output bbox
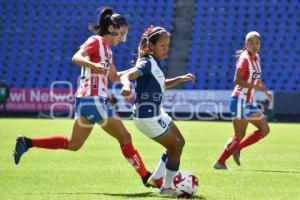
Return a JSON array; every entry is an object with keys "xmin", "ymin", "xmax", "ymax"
[
  {"xmin": 214, "ymin": 31, "xmax": 273, "ymax": 170},
  {"xmin": 75, "ymin": 34, "xmax": 113, "ymax": 98},
  {"xmin": 13, "ymin": 7, "xmax": 153, "ymax": 186}
]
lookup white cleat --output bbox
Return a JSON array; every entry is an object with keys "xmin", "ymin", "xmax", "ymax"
[{"xmin": 159, "ymin": 187, "xmax": 177, "ymax": 197}]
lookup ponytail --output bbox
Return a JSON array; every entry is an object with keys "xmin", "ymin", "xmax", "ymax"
[
  {"xmin": 88, "ymin": 7, "xmax": 127, "ymax": 36},
  {"xmin": 235, "ymin": 46, "xmax": 246, "ymax": 59}
]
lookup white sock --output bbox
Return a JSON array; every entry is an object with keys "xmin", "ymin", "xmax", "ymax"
[
  {"xmin": 162, "ymin": 160, "xmax": 179, "ymax": 189},
  {"xmin": 162, "ymin": 168, "xmax": 178, "ymax": 188},
  {"xmin": 152, "ymin": 152, "xmax": 168, "ymax": 179},
  {"xmin": 152, "ymin": 159, "xmax": 166, "ymax": 179}
]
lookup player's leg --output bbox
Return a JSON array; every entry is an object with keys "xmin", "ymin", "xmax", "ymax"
[
  {"xmin": 214, "ymin": 118, "xmax": 248, "ymax": 169},
  {"xmin": 214, "ymin": 97, "xmax": 249, "ymax": 169},
  {"xmin": 237, "ymin": 112, "xmax": 270, "ymax": 151},
  {"xmin": 153, "ymin": 123, "xmax": 185, "ymax": 193},
  {"xmin": 13, "ymin": 116, "xmax": 93, "ymax": 164},
  {"xmin": 145, "ymin": 151, "xmax": 167, "ymax": 188},
  {"xmin": 147, "ymin": 122, "xmax": 186, "ymax": 189},
  {"xmin": 98, "ymin": 117, "xmax": 151, "ymax": 185}
]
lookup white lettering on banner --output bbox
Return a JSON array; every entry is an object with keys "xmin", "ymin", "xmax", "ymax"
[
  {"xmin": 10, "ymin": 90, "xmax": 26, "ymax": 102},
  {"xmin": 30, "ymin": 90, "xmax": 73, "ymax": 102},
  {"xmin": 50, "ymin": 93, "xmax": 73, "ymax": 102},
  {"xmin": 30, "ymin": 90, "xmax": 49, "ymax": 102},
  {"xmin": 109, "ymin": 89, "xmax": 274, "ymax": 114},
  {"xmin": 5, "ymin": 88, "xmax": 75, "ymax": 112}
]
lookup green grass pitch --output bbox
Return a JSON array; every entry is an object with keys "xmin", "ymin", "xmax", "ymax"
[{"xmin": 0, "ymin": 118, "xmax": 299, "ymax": 200}]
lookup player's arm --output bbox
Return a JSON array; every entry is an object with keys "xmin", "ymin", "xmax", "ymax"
[
  {"xmin": 234, "ymin": 71, "xmax": 260, "ymax": 90},
  {"xmin": 234, "ymin": 58, "xmax": 265, "ymax": 91},
  {"xmin": 165, "ymin": 73, "xmax": 195, "ymax": 89},
  {"xmin": 108, "ymin": 62, "xmax": 120, "ymax": 83},
  {"xmin": 258, "ymin": 79, "xmax": 273, "ymax": 101},
  {"xmin": 72, "ymin": 48, "xmax": 107, "ymax": 74},
  {"xmin": 120, "ymin": 68, "xmax": 140, "ymax": 98},
  {"xmin": 109, "ymin": 63, "xmax": 136, "ymax": 83}
]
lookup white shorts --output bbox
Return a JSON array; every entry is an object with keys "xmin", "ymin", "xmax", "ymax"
[{"xmin": 133, "ymin": 110, "xmax": 172, "ymax": 139}]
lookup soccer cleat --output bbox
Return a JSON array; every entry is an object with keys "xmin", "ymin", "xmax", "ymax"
[
  {"xmin": 213, "ymin": 162, "xmax": 228, "ymax": 170},
  {"xmin": 159, "ymin": 187, "xmax": 177, "ymax": 197},
  {"xmin": 142, "ymin": 171, "xmax": 152, "ymax": 187},
  {"xmin": 13, "ymin": 135, "xmax": 29, "ymax": 165},
  {"xmin": 145, "ymin": 175, "xmax": 163, "ymax": 188},
  {"xmin": 232, "ymin": 150, "xmax": 241, "ymax": 166}
]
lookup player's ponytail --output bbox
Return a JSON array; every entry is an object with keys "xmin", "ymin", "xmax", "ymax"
[
  {"xmin": 235, "ymin": 47, "xmax": 246, "ymax": 59},
  {"xmin": 88, "ymin": 7, "xmax": 128, "ymax": 36}
]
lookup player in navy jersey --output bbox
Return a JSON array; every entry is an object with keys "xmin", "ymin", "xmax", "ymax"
[
  {"xmin": 214, "ymin": 31, "xmax": 272, "ymax": 170},
  {"xmin": 13, "ymin": 7, "xmax": 153, "ymax": 186},
  {"xmin": 120, "ymin": 25, "xmax": 195, "ymax": 196}
]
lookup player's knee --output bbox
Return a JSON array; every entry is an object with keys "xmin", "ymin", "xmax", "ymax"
[
  {"xmin": 260, "ymin": 125, "xmax": 270, "ymax": 137},
  {"xmin": 67, "ymin": 137, "xmax": 83, "ymax": 151},
  {"xmin": 67, "ymin": 144, "xmax": 82, "ymax": 151},
  {"xmin": 179, "ymin": 138, "xmax": 185, "ymax": 150}
]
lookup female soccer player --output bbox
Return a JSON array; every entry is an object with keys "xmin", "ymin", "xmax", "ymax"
[
  {"xmin": 214, "ymin": 31, "xmax": 272, "ymax": 170},
  {"xmin": 120, "ymin": 26, "xmax": 195, "ymax": 195},
  {"xmin": 13, "ymin": 7, "xmax": 152, "ymax": 186}
]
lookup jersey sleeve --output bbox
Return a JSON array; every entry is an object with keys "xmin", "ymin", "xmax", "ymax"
[
  {"xmin": 81, "ymin": 36, "xmax": 100, "ymax": 56},
  {"xmin": 135, "ymin": 58, "xmax": 151, "ymax": 76},
  {"xmin": 236, "ymin": 57, "xmax": 249, "ymax": 75}
]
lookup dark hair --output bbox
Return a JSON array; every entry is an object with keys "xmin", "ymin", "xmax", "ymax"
[
  {"xmin": 138, "ymin": 25, "xmax": 170, "ymax": 57},
  {"xmin": 88, "ymin": 7, "xmax": 128, "ymax": 35}
]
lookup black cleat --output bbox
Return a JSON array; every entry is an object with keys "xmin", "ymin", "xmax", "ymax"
[
  {"xmin": 13, "ymin": 135, "xmax": 29, "ymax": 165},
  {"xmin": 142, "ymin": 171, "xmax": 152, "ymax": 187},
  {"xmin": 232, "ymin": 150, "xmax": 241, "ymax": 166}
]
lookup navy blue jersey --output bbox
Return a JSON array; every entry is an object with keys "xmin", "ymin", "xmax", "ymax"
[{"xmin": 134, "ymin": 55, "xmax": 166, "ymax": 118}]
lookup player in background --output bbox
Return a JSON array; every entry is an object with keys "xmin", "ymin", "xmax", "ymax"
[
  {"xmin": 214, "ymin": 31, "xmax": 272, "ymax": 170},
  {"xmin": 120, "ymin": 25, "xmax": 195, "ymax": 195},
  {"xmin": 13, "ymin": 7, "xmax": 153, "ymax": 186}
]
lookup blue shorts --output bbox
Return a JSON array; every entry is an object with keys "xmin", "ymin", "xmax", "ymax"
[
  {"xmin": 74, "ymin": 97, "xmax": 113, "ymax": 124},
  {"xmin": 230, "ymin": 96, "xmax": 261, "ymax": 119}
]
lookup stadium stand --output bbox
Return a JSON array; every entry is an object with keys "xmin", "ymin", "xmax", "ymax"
[
  {"xmin": 0, "ymin": 0, "xmax": 175, "ymax": 88},
  {"xmin": 186, "ymin": 0, "xmax": 300, "ymax": 91},
  {"xmin": 0, "ymin": 0, "xmax": 299, "ymax": 91}
]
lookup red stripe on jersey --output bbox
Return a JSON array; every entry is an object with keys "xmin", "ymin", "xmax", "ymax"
[
  {"xmin": 82, "ymin": 79, "xmax": 89, "ymax": 97},
  {"xmin": 102, "ymin": 39, "xmax": 109, "ymax": 59},
  {"xmin": 232, "ymin": 51, "xmax": 261, "ymax": 102},
  {"xmin": 90, "ymin": 71, "xmax": 99, "ymax": 96}
]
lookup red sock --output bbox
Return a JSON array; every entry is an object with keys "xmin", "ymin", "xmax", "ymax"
[
  {"xmin": 120, "ymin": 143, "xmax": 148, "ymax": 177},
  {"xmin": 217, "ymin": 135, "xmax": 240, "ymax": 164},
  {"xmin": 237, "ymin": 130, "xmax": 262, "ymax": 151},
  {"xmin": 31, "ymin": 135, "xmax": 69, "ymax": 149}
]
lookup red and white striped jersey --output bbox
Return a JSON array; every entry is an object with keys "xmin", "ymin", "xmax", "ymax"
[
  {"xmin": 75, "ymin": 35, "xmax": 113, "ymax": 98},
  {"xmin": 232, "ymin": 50, "xmax": 262, "ymax": 102}
]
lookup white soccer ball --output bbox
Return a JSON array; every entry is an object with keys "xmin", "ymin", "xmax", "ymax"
[{"xmin": 172, "ymin": 171, "xmax": 199, "ymax": 198}]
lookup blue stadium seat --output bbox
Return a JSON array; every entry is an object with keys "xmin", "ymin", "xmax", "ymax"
[
  {"xmin": 0, "ymin": 0, "xmax": 175, "ymax": 88},
  {"xmin": 186, "ymin": 0, "xmax": 299, "ymax": 91}
]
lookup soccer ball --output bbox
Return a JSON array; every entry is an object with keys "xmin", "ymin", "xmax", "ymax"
[{"xmin": 172, "ymin": 171, "xmax": 199, "ymax": 198}]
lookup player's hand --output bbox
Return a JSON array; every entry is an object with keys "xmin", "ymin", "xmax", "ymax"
[
  {"xmin": 181, "ymin": 73, "xmax": 196, "ymax": 83},
  {"xmin": 121, "ymin": 84, "xmax": 133, "ymax": 100},
  {"xmin": 265, "ymin": 91, "xmax": 273, "ymax": 101},
  {"xmin": 253, "ymin": 84, "xmax": 266, "ymax": 92},
  {"xmin": 93, "ymin": 63, "xmax": 109, "ymax": 74}
]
